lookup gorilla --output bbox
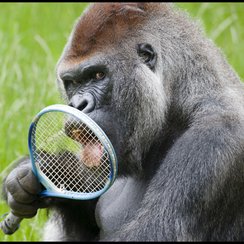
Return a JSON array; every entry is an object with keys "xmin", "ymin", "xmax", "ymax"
[{"xmin": 2, "ymin": 2, "xmax": 244, "ymax": 241}]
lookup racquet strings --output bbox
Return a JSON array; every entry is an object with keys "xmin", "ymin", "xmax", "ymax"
[{"xmin": 31, "ymin": 111, "xmax": 111, "ymax": 194}]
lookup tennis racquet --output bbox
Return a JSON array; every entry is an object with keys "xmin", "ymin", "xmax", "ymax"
[{"xmin": 0, "ymin": 104, "xmax": 118, "ymax": 234}]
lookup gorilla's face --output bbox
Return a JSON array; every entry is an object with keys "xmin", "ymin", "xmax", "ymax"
[{"xmin": 56, "ymin": 3, "xmax": 168, "ymax": 175}]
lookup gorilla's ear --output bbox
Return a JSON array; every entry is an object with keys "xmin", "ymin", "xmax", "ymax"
[{"xmin": 137, "ymin": 43, "xmax": 157, "ymax": 71}]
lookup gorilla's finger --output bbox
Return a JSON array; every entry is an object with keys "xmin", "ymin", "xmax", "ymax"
[
  {"xmin": 7, "ymin": 193, "xmax": 38, "ymax": 218},
  {"xmin": 17, "ymin": 164, "xmax": 41, "ymax": 195},
  {"xmin": 5, "ymin": 165, "xmax": 41, "ymax": 203},
  {"xmin": 6, "ymin": 178, "xmax": 37, "ymax": 204}
]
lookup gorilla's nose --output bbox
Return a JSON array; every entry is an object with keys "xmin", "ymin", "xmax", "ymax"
[{"xmin": 69, "ymin": 93, "xmax": 95, "ymax": 114}]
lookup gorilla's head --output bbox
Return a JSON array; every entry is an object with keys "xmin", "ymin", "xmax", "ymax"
[{"xmin": 56, "ymin": 3, "xmax": 210, "ymax": 176}]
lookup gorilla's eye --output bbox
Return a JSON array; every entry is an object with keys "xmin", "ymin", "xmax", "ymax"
[
  {"xmin": 139, "ymin": 51, "xmax": 151, "ymax": 63},
  {"xmin": 95, "ymin": 72, "xmax": 105, "ymax": 81},
  {"xmin": 71, "ymin": 80, "xmax": 78, "ymax": 85},
  {"xmin": 137, "ymin": 43, "xmax": 157, "ymax": 70}
]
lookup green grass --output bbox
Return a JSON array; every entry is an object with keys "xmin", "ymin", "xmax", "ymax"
[
  {"xmin": 0, "ymin": 2, "xmax": 243, "ymax": 241},
  {"xmin": 0, "ymin": 3, "xmax": 89, "ymax": 241},
  {"xmin": 177, "ymin": 3, "xmax": 244, "ymax": 80}
]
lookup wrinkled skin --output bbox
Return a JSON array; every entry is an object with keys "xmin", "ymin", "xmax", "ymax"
[{"xmin": 2, "ymin": 3, "xmax": 244, "ymax": 241}]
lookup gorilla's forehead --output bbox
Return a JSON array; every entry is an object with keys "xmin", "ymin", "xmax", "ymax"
[{"xmin": 63, "ymin": 3, "xmax": 169, "ymax": 62}]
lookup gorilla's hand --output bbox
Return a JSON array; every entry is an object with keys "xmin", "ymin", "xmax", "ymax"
[{"xmin": 3, "ymin": 158, "xmax": 49, "ymax": 218}]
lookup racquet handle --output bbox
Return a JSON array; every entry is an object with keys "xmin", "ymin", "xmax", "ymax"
[{"xmin": 0, "ymin": 212, "xmax": 23, "ymax": 235}]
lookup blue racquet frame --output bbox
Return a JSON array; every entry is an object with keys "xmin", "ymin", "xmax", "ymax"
[{"xmin": 28, "ymin": 104, "xmax": 118, "ymax": 200}]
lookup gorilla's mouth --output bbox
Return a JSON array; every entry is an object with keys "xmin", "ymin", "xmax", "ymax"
[
  {"xmin": 65, "ymin": 124, "xmax": 104, "ymax": 168},
  {"xmin": 69, "ymin": 127, "xmax": 96, "ymax": 145}
]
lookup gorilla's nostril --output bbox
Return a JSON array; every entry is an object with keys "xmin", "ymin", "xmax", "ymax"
[
  {"xmin": 80, "ymin": 95, "xmax": 95, "ymax": 113},
  {"xmin": 79, "ymin": 99, "xmax": 89, "ymax": 111},
  {"xmin": 69, "ymin": 93, "xmax": 95, "ymax": 113}
]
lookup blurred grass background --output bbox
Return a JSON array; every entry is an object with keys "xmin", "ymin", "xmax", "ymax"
[{"xmin": 0, "ymin": 2, "xmax": 243, "ymax": 241}]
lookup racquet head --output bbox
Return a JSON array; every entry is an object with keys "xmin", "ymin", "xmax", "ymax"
[{"xmin": 28, "ymin": 104, "xmax": 118, "ymax": 200}]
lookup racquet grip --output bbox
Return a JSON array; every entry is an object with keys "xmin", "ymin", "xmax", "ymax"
[{"xmin": 0, "ymin": 212, "xmax": 23, "ymax": 235}]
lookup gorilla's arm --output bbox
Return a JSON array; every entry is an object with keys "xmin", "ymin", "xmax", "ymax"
[{"xmin": 104, "ymin": 110, "xmax": 244, "ymax": 241}]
